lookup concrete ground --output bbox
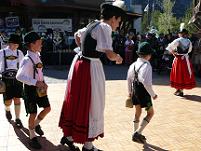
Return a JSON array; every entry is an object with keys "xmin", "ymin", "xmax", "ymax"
[{"xmin": 0, "ymin": 65, "xmax": 201, "ymax": 151}]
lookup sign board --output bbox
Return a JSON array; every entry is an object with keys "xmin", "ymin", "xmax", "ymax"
[
  {"xmin": 5, "ymin": 16, "xmax": 20, "ymax": 28},
  {"xmin": 32, "ymin": 18, "xmax": 72, "ymax": 32}
]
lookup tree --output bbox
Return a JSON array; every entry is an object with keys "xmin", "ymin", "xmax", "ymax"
[
  {"xmin": 182, "ymin": 0, "xmax": 198, "ymax": 34},
  {"xmin": 157, "ymin": 0, "xmax": 179, "ymax": 34}
]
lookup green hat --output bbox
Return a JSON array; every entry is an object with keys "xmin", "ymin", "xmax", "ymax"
[{"xmin": 136, "ymin": 42, "xmax": 154, "ymax": 55}]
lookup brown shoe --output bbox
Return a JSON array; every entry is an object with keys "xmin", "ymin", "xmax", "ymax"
[
  {"xmin": 174, "ymin": 90, "xmax": 183, "ymax": 97},
  {"xmin": 35, "ymin": 125, "xmax": 44, "ymax": 136},
  {"xmin": 132, "ymin": 132, "xmax": 146, "ymax": 144},
  {"xmin": 15, "ymin": 119, "xmax": 23, "ymax": 128},
  {"xmin": 6, "ymin": 111, "xmax": 12, "ymax": 121},
  {"xmin": 60, "ymin": 136, "xmax": 80, "ymax": 151}
]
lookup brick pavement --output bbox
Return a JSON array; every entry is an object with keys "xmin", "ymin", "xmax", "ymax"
[{"xmin": 0, "ymin": 65, "xmax": 201, "ymax": 151}]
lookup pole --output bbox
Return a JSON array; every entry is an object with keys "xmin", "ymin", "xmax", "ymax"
[{"xmin": 147, "ymin": 0, "xmax": 150, "ymax": 28}]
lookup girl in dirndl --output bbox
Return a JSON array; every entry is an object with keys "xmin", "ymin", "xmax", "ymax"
[{"xmin": 166, "ymin": 29, "xmax": 196, "ymax": 96}]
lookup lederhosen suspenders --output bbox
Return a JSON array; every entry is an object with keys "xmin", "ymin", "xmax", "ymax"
[
  {"xmin": 2, "ymin": 50, "xmax": 19, "ymax": 79},
  {"xmin": 132, "ymin": 62, "xmax": 146, "ymax": 95},
  {"xmin": 27, "ymin": 56, "xmax": 38, "ymax": 79},
  {"xmin": 134, "ymin": 62, "xmax": 146, "ymax": 84},
  {"xmin": 3, "ymin": 49, "xmax": 19, "ymax": 70}
]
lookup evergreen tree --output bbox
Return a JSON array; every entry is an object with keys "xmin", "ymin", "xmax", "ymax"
[{"xmin": 158, "ymin": 0, "xmax": 179, "ymax": 34}]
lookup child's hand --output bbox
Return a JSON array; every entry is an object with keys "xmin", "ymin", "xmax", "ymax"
[
  {"xmin": 42, "ymin": 82, "xmax": 48, "ymax": 91},
  {"xmin": 36, "ymin": 81, "xmax": 44, "ymax": 88},
  {"xmin": 115, "ymin": 54, "xmax": 123, "ymax": 64},
  {"xmin": 153, "ymin": 94, "xmax": 158, "ymax": 100}
]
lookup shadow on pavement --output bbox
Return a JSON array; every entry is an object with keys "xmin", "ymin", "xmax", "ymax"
[
  {"xmin": 10, "ymin": 120, "xmax": 71, "ymax": 151},
  {"xmin": 143, "ymin": 142, "xmax": 169, "ymax": 151},
  {"xmin": 183, "ymin": 95, "xmax": 201, "ymax": 103}
]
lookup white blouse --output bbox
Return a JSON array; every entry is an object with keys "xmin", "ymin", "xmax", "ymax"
[
  {"xmin": 74, "ymin": 21, "xmax": 113, "ymax": 53},
  {"xmin": 166, "ymin": 37, "xmax": 192, "ymax": 53}
]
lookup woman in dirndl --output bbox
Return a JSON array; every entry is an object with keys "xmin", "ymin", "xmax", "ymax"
[
  {"xmin": 166, "ymin": 28, "xmax": 196, "ymax": 96},
  {"xmin": 58, "ymin": 1, "xmax": 126, "ymax": 151}
]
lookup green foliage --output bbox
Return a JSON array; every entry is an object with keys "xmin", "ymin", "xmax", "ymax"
[
  {"xmin": 141, "ymin": 0, "xmax": 197, "ymax": 34},
  {"xmin": 181, "ymin": 1, "xmax": 198, "ymax": 34},
  {"xmin": 151, "ymin": 10, "xmax": 161, "ymax": 29},
  {"xmin": 142, "ymin": 13, "xmax": 149, "ymax": 33},
  {"xmin": 157, "ymin": 0, "xmax": 179, "ymax": 34}
]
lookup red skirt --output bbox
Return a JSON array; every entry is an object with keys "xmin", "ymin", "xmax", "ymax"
[
  {"xmin": 59, "ymin": 59, "xmax": 92, "ymax": 143},
  {"xmin": 170, "ymin": 56, "xmax": 196, "ymax": 89}
]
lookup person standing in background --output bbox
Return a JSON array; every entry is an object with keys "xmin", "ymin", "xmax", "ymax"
[{"xmin": 166, "ymin": 27, "xmax": 196, "ymax": 96}]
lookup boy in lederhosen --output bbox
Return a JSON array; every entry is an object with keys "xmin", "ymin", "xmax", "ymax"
[
  {"xmin": 0, "ymin": 34, "xmax": 24, "ymax": 128},
  {"xmin": 16, "ymin": 32, "xmax": 51, "ymax": 149},
  {"xmin": 127, "ymin": 42, "xmax": 158, "ymax": 143}
]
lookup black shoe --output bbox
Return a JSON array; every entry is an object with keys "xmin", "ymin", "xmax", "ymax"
[
  {"xmin": 174, "ymin": 90, "xmax": 184, "ymax": 97},
  {"xmin": 29, "ymin": 137, "xmax": 42, "ymax": 150},
  {"xmin": 35, "ymin": 125, "xmax": 44, "ymax": 136},
  {"xmin": 174, "ymin": 90, "xmax": 180, "ymax": 95},
  {"xmin": 15, "ymin": 118, "xmax": 23, "ymax": 128},
  {"xmin": 132, "ymin": 132, "xmax": 146, "ymax": 144},
  {"xmin": 82, "ymin": 146, "xmax": 103, "ymax": 151},
  {"xmin": 60, "ymin": 136, "xmax": 80, "ymax": 151},
  {"xmin": 6, "ymin": 111, "xmax": 12, "ymax": 121}
]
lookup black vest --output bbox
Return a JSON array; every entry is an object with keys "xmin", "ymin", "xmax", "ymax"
[
  {"xmin": 81, "ymin": 21, "xmax": 104, "ymax": 58},
  {"xmin": 176, "ymin": 40, "xmax": 189, "ymax": 54}
]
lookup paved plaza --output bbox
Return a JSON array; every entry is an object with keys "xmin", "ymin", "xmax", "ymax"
[{"xmin": 0, "ymin": 65, "xmax": 201, "ymax": 151}]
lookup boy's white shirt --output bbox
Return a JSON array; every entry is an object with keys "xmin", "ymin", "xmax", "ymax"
[
  {"xmin": 127, "ymin": 58, "xmax": 156, "ymax": 98},
  {"xmin": 16, "ymin": 50, "xmax": 43, "ymax": 86},
  {"xmin": 0, "ymin": 46, "xmax": 24, "ymax": 73}
]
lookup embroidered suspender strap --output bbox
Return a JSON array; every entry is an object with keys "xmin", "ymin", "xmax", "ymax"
[
  {"xmin": 3, "ymin": 50, "xmax": 7, "ymax": 70},
  {"xmin": 27, "ymin": 56, "xmax": 38, "ymax": 79},
  {"xmin": 3, "ymin": 49, "xmax": 20, "ymax": 70},
  {"xmin": 132, "ymin": 62, "xmax": 147, "ymax": 96},
  {"xmin": 134, "ymin": 62, "xmax": 146, "ymax": 81},
  {"xmin": 17, "ymin": 50, "xmax": 19, "ymax": 69}
]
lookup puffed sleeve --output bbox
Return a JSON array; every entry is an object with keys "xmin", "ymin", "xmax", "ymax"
[
  {"xmin": 74, "ymin": 27, "xmax": 87, "ymax": 44},
  {"xmin": 92, "ymin": 23, "xmax": 113, "ymax": 52},
  {"xmin": 166, "ymin": 38, "xmax": 179, "ymax": 52}
]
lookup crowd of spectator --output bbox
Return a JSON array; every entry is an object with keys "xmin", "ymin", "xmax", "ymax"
[
  {"xmin": 1, "ymin": 27, "xmax": 201, "ymax": 77},
  {"xmin": 109, "ymin": 30, "xmax": 201, "ymax": 77}
]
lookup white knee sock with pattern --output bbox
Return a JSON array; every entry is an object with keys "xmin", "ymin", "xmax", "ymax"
[
  {"xmin": 14, "ymin": 104, "xmax": 21, "ymax": 119},
  {"xmin": 134, "ymin": 120, "xmax": 140, "ymax": 132},
  {"xmin": 137, "ymin": 118, "xmax": 149, "ymax": 134}
]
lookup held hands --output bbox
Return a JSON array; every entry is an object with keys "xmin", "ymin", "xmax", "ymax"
[{"xmin": 115, "ymin": 54, "xmax": 123, "ymax": 64}]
